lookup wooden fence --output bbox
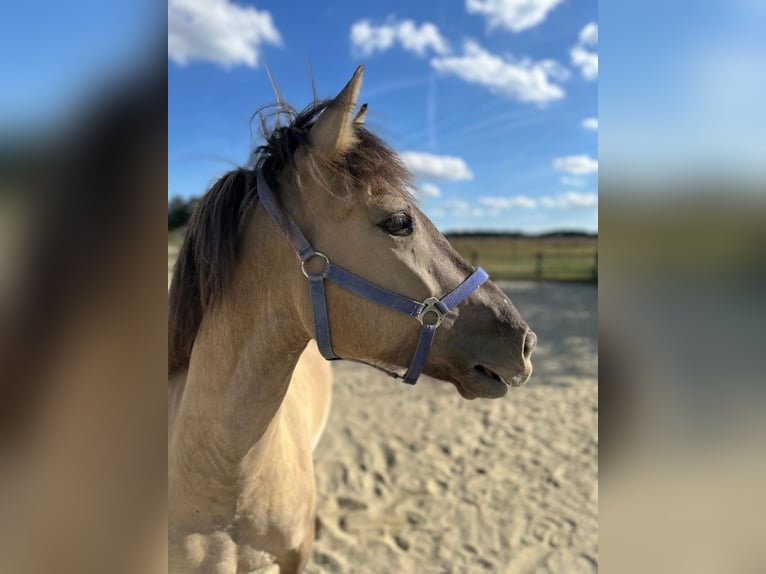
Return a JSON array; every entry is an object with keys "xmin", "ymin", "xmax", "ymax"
[{"xmin": 465, "ymin": 249, "xmax": 598, "ymax": 282}]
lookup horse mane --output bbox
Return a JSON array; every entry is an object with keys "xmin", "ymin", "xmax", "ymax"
[{"xmin": 168, "ymin": 99, "xmax": 412, "ymax": 376}]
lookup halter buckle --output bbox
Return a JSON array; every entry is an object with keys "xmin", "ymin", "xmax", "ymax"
[
  {"xmin": 417, "ymin": 297, "xmax": 444, "ymax": 327},
  {"xmin": 301, "ymin": 252, "xmax": 330, "ymax": 279}
]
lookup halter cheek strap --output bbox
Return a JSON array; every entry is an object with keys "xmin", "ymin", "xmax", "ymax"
[{"xmin": 256, "ymin": 169, "xmax": 488, "ymax": 385}]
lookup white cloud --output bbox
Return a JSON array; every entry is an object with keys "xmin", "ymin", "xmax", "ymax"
[
  {"xmin": 408, "ymin": 183, "xmax": 442, "ymax": 197},
  {"xmin": 466, "ymin": 0, "xmax": 564, "ymax": 33},
  {"xmin": 479, "ymin": 195, "xmax": 537, "ymax": 210},
  {"xmin": 582, "ymin": 117, "xmax": 598, "ymax": 131},
  {"xmin": 418, "ymin": 183, "xmax": 442, "ymax": 197},
  {"xmin": 571, "ymin": 23, "xmax": 598, "ymax": 80},
  {"xmin": 400, "ymin": 151, "xmax": 474, "ymax": 181},
  {"xmin": 540, "ymin": 192, "xmax": 598, "ymax": 208},
  {"xmin": 430, "ymin": 40, "xmax": 568, "ymax": 104},
  {"xmin": 445, "ymin": 199, "xmax": 471, "ymax": 213},
  {"xmin": 560, "ymin": 176, "xmax": 587, "ymax": 187},
  {"xmin": 579, "ymin": 22, "xmax": 598, "ymax": 45},
  {"xmin": 571, "ymin": 46, "xmax": 598, "ymax": 80},
  {"xmin": 553, "ymin": 154, "xmax": 598, "ymax": 175},
  {"xmin": 350, "ymin": 19, "xmax": 450, "ymax": 57},
  {"xmin": 168, "ymin": 0, "xmax": 281, "ymax": 68}
]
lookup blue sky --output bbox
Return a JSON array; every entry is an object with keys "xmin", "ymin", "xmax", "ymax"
[
  {"xmin": 600, "ymin": 0, "xmax": 766, "ymax": 186},
  {"xmin": 0, "ymin": 0, "xmax": 160, "ymax": 131},
  {"xmin": 168, "ymin": 0, "xmax": 598, "ymax": 233}
]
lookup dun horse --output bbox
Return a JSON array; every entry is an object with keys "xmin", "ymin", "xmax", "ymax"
[{"xmin": 168, "ymin": 67, "xmax": 536, "ymax": 574}]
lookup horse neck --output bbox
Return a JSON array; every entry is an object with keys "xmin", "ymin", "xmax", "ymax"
[{"xmin": 169, "ymin": 208, "xmax": 310, "ymax": 498}]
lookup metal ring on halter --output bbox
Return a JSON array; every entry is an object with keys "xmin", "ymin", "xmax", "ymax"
[
  {"xmin": 416, "ymin": 297, "xmax": 445, "ymax": 327},
  {"xmin": 301, "ymin": 252, "xmax": 331, "ymax": 279}
]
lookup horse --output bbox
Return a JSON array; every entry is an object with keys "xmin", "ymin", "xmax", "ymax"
[{"xmin": 168, "ymin": 66, "xmax": 536, "ymax": 574}]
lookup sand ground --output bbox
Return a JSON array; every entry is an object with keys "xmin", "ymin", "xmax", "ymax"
[{"xmin": 306, "ymin": 282, "xmax": 598, "ymax": 574}]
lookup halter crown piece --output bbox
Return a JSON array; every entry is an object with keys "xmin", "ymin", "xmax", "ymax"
[{"xmin": 256, "ymin": 169, "xmax": 489, "ymax": 385}]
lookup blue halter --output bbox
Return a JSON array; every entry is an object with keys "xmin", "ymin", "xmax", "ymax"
[{"xmin": 256, "ymin": 169, "xmax": 488, "ymax": 385}]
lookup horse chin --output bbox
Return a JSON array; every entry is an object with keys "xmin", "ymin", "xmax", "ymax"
[
  {"xmin": 453, "ymin": 381, "xmax": 479, "ymax": 400},
  {"xmin": 463, "ymin": 371, "xmax": 510, "ymax": 399},
  {"xmin": 435, "ymin": 367, "xmax": 510, "ymax": 400}
]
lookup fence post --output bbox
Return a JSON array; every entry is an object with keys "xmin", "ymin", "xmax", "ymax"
[{"xmin": 535, "ymin": 253, "xmax": 543, "ymax": 281}]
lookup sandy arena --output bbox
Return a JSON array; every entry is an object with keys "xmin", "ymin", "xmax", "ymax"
[{"xmin": 306, "ymin": 281, "xmax": 597, "ymax": 573}]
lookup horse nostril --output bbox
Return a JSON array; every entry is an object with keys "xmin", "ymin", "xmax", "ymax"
[{"xmin": 523, "ymin": 330, "xmax": 537, "ymax": 361}]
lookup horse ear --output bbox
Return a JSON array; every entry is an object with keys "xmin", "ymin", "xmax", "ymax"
[
  {"xmin": 309, "ymin": 66, "xmax": 364, "ymax": 159},
  {"xmin": 354, "ymin": 103, "xmax": 368, "ymax": 126}
]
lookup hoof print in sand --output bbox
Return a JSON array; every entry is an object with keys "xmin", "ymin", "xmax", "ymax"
[
  {"xmin": 336, "ymin": 496, "xmax": 368, "ymax": 511},
  {"xmin": 522, "ymin": 515, "xmax": 576, "ymax": 549}
]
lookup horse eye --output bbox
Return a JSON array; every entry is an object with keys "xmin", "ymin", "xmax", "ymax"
[{"xmin": 380, "ymin": 212, "xmax": 413, "ymax": 236}]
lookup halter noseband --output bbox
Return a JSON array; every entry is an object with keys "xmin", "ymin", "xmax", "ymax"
[{"xmin": 256, "ymin": 169, "xmax": 488, "ymax": 385}]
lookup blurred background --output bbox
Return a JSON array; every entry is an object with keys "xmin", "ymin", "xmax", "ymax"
[
  {"xmin": 0, "ymin": 0, "xmax": 764, "ymax": 572},
  {"xmin": 0, "ymin": 1, "xmax": 167, "ymax": 573},
  {"xmin": 600, "ymin": 0, "xmax": 766, "ymax": 572}
]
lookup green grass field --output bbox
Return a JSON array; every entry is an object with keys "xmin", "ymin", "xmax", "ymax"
[
  {"xmin": 168, "ymin": 228, "xmax": 184, "ymax": 246},
  {"xmin": 169, "ymin": 230, "xmax": 597, "ymax": 283},
  {"xmin": 447, "ymin": 235, "xmax": 598, "ymax": 282}
]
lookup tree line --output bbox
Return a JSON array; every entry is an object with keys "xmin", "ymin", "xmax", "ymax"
[{"xmin": 168, "ymin": 196, "xmax": 198, "ymax": 230}]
